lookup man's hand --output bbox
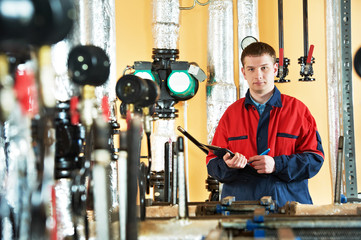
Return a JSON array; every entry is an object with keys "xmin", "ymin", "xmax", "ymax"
[
  {"xmin": 223, "ymin": 152, "xmax": 248, "ymax": 169},
  {"xmin": 248, "ymin": 155, "xmax": 275, "ymax": 174}
]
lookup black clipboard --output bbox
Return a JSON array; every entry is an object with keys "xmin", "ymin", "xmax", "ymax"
[{"xmin": 177, "ymin": 126, "xmax": 235, "ymax": 158}]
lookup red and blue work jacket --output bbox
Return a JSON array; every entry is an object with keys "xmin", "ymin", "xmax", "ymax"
[{"xmin": 206, "ymin": 87, "xmax": 324, "ymax": 207}]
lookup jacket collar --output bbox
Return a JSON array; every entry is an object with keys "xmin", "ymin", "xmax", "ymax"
[{"xmin": 245, "ymin": 86, "xmax": 283, "ymax": 110}]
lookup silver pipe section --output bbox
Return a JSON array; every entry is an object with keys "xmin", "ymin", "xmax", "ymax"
[
  {"xmin": 152, "ymin": 0, "xmax": 180, "ymax": 50},
  {"xmin": 55, "ymin": 179, "xmax": 75, "ymax": 239},
  {"xmin": 51, "ymin": 1, "xmax": 118, "ymax": 237},
  {"xmin": 172, "ymin": 142, "xmax": 178, "ymax": 205},
  {"xmin": 325, "ymin": 0, "xmax": 342, "ymax": 193},
  {"xmin": 93, "ymin": 149, "xmax": 111, "ymax": 240},
  {"xmin": 1, "ymin": 108, "xmax": 37, "ymax": 240},
  {"xmin": 207, "ymin": 0, "xmax": 237, "ymax": 144},
  {"xmin": 117, "ymin": 132, "xmax": 127, "ymax": 240},
  {"xmin": 151, "ymin": 0, "xmax": 180, "ymax": 173},
  {"xmin": 151, "ymin": 119, "xmax": 177, "ymax": 171},
  {"xmin": 237, "ymin": 0, "xmax": 259, "ymax": 98},
  {"xmin": 177, "ymin": 137, "xmax": 188, "ymax": 219},
  {"xmin": 52, "ymin": 0, "xmax": 117, "ymax": 106}
]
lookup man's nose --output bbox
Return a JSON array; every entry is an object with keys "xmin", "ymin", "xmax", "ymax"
[{"xmin": 255, "ymin": 69, "xmax": 262, "ymax": 79}]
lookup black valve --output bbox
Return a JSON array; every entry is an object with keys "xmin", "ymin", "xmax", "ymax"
[
  {"xmin": 298, "ymin": 56, "xmax": 315, "ymax": 81},
  {"xmin": 275, "ymin": 57, "xmax": 290, "ymax": 83},
  {"xmin": 116, "ymin": 75, "xmax": 160, "ymax": 107},
  {"xmin": 0, "ymin": 0, "xmax": 74, "ymax": 47},
  {"xmin": 116, "ymin": 74, "xmax": 160, "ymax": 117},
  {"xmin": 68, "ymin": 45, "xmax": 110, "ymax": 86},
  {"xmin": 54, "ymin": 101, "xmax": 85, "ymax": 179}
]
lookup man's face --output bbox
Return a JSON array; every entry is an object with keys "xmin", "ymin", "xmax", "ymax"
[{"xmin": 241, "ymin": 54, "xmax": 278, "ymax": 95}]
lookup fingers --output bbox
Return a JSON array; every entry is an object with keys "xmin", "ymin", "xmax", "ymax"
[
  {"xmin": 248, "ymin": 155, "xmax": 275, "ymax": 174},
  {"xmin": 224, "ymin": 152, "xmax": 247, "ymax": 169}
]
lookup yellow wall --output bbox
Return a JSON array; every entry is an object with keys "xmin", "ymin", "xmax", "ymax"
[{"xmin": 116, "ymin": 0, "xmax": 361, "ymax": 205}]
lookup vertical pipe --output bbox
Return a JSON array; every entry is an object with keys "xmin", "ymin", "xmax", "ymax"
[
  {"xmin": 92, "ymin": 118, "xmax": 112, "ymax": 240},
  {"xmin": 151, "ymin": 119, "xmax": 177, "ymax": 172},
  {"xmin": 334, "ymin": 136, "xmax": 344, "ymax": 203},
  {"xmin": 172, "ymin": 142, "xmax": 178, "ymax": 205},
  {"xmin": 207, "ymin": 0, "xmax": 236, "ymax": 144},
  {"xmin": 237, "ymin": 0, "xmax": 259, "ymax": 98},
  {"xmin": 126, "ymin": 117, "xmax": 141, "ymax": 240},
  {"xmin": 325, "ymin": 0, "xmax": 342, "ymax": 193},
  {"xmin": 278, "ymin": 0, "xmax": 284, "ymax": 50},
  {"xmin": 117, "ymin": 132, "xmax": 127, "ymax": 240},
  {"xmin": 303, "ymin": 0, "xmax": 309, "ymax": 56},
  {"xmin": 151, "ymin": 0, "xmax": 180, "ymax": 174},
  {"xmin": 164, "ymin": 142, "xmax": 170, "ymax": 202},
  {"xmin": 177, "ymin": 137, "xmax": 188, "ymax": 219},
  {"xmin": 152, "ymin": 0, "xmax": 180, "ymax": 50},
  {"xmin": 92, "ymin": 153, "xmax": 111, "ymax": 240}
]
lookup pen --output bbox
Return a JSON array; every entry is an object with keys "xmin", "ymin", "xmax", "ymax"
[
  {"xmin": 259, "ymin": 148, "xmax": 271, "ymax": 156},
  {"xmin": 247, "ymin": 148, "xmax": 271, "ymax": 165}
]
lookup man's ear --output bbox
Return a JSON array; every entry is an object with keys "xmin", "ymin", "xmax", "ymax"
[
  {"xmin": 273, "ymin": 63, "xmax": 278, "ymax": 76},
  {"xmin": 241, "ymin": 67, "xmax": 246, "ymax": 77}
]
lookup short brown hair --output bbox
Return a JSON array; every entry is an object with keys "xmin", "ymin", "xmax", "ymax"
[{"xmin": 240, "ymin": 42, "xmax": 276, "ymax": 66}]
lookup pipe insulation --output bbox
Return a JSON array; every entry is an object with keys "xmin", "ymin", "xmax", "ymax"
[
  {"xmin": 54, "ymin": 179, "xmax": 75, "ymax": 239},
  {"xmin": 1, "ymin": 107, "xmax": 37, "ymax": 239},
  {"xmin": 150, "ymin": 0, "xmax": 180, "ymax": 172},
  {"xmin": 152, "ymin": 0, "xmax": 180, "ymax": 50},
  {"xmin": 51, "ymin": 0, "xmax": 117, "ymax": 107},
  {"xmin": 50, "ymin": 1, "xmax": 118, "ymax": 235},
  {"xmin": 151, "ymin": 119, "xmax": 178, "ymax": 171},
  {"xmin": 325, "ymin": 0, "xmax": 342, "ymax": 193},
  {"xmin": 237, "ymin": 0, "xmax": 259, "ymax": 98},
  {"xmin": 207, "ymin": 0, "xmax": 237, "ymax": 144}
]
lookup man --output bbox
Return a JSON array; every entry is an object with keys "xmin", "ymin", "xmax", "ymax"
[{"xmin": 206, "ymin": 42, "xmax": 324, "ymax": 207}]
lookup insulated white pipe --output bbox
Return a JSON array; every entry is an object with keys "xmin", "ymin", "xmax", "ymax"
[
  {"xmin": 207, "ymin": 0, "xmax": 236, "ymax": 144},
  {"xmin": 325, "ymin": 0, "xmax": 342, "ymax": 194},
  {"xmin": 51, "ymin": 1, "xmax": 118, "ymax": 238},
  {"xmin": 237, "ymin": 0, "xmax": 259, "ymax": 98},
  {"xmin": 150, "ymin": 0, "xmax": 180, "ymax": 172},
  {"xmin": 152, "ymin": 0, "xmax": 180, "ymax": 50}
]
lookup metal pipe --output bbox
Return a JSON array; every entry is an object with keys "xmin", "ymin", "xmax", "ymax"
[
  {"xmin": 325, "ymin": 0, "xmax": 342, "ymax": 193},
  {"xmin": 278, "ymin": 0, "xmax": 284, "ymax": 50},
  {"xmin": 302, "ymin": 0, "xmax": 309, "ymax": 57},
  {"xmin": 177, "ymin": 136, "xmax": 188, "ymax": 219},
  {"xmin": 92, "ymin": 118, "xmax": 112, "ymax": 240},
  {"xmin": 127, "ymin": 117, "xmax": 142, "ymax": 240},
  {"xmin": 207, "ymin": 0, "xmax": 236, "ymax": 144},
  {"xmin": 237, "ymin": 0, "xmax": 259, "ymax": 98},
  {"xmin": 334, "ymin": 136, "xmax": 344, "ymax": 204},
  {"xmin": 52, "ymin": 0, "xmax": 117, "ymax": 107},
  {"xmin": 151, "ymin": 119, "xmax": 177, "ymax": 172},
  {"xmin": 117, "ymin": 131, "xmax": 127, "ymax": 240},
  {"xmin": 164, "ymin": 141, "xmax": 171, "ymax": 202},
  {"xmin": 172, "ymin": 142, "xmax": 178, "ymax": 205},
  {"xmin": 151, "ymin": 0, "xmax": 180, "ymax": 176},
  {"xmin": 152, "ymin": 0, "xmax": 180, "ymax": 50}
]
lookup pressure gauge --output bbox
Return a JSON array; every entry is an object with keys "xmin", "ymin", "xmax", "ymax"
[{"xmin": 240, "ymin": 36, "xmax": 258, "ymax": 50}]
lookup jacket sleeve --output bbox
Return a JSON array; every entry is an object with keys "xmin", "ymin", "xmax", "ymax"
[
  {"xmin": 273, "ymin": 112, "xmax": 325, "ymax": 183},
  {"xmin": 207, "ymin": 157, "xmax": 241, "ymax": 183}
]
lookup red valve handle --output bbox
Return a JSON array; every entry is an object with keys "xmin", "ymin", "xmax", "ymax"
[{"xmin": 306, "ymin": 44, "xmax": 314, "ymax": 64}]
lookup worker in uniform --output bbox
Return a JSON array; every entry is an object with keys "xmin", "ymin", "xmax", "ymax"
[{"xmin": 206, "ymin": 42, "xmax": 324, "ymax": 207}]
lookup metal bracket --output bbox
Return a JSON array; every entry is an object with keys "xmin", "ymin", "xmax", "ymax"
[{"xmin": 340, "ymin": 0, "xmax": 358, "ymax": 198}]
